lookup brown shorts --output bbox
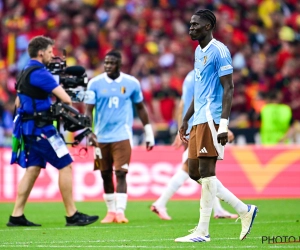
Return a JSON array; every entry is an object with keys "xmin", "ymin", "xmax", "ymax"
[
  {"xmin": 188, "ymin": 122, "xmax": 219, "ymax": 159},
  {"xmin": 94, "ymin": 139, "xmax": 131, "ymax": 172}
]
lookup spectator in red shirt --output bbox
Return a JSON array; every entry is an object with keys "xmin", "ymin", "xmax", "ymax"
[{"xmin": 152, "ymin": 72, "xmax": 180, "ymax": 124}]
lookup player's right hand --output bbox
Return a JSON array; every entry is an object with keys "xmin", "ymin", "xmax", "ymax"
[
  {"xmin": 144, "ymin": 124, "xmax": 155, "ymax": 151},
  {"xmin": 179, "ymin": 121, "xmax": 189, "ymax": 144},
  {"xmin": 88, "ymin": 133, "xmax": 98, "ymax": 147},
  {"xmin": 172, "ymin": 134, "xmax": 182, "ymax": 149},
  {"xmin": 228, "ymin": 129, "xmax": 235, "ymax": 143}
]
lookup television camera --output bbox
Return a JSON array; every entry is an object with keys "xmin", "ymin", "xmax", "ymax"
[{"xmin": 46, "ymin": 51, "xmax": 94, "ymax": 146}]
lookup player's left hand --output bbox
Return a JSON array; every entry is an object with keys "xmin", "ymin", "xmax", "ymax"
[
  {"xmin": 217, "ymin": 132, "xmax": 228, "ymax": 146},
  {"xmin": 88, "ymin": 133, "xmax": 98, "ymax": 147},
  {"xmin": 217, "ymin": 119, "xmax": 229, "ymax": 146}
]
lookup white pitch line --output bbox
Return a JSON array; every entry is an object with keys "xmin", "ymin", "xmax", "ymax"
[
  {"xmin": 0, "ymin": 220, "xmax": 295, "ymax": 232},
  {"xmin": 0, "ymin": 225, "xmax": 147, "ymax": 232},
  {"xmin": 0, "ymin": 244, "xmax": 299, "ymax": 249},
  {"xmin": 0, "ymin": 245, "xmax": 259, "ymax": 249},
  {"xmin": 0, "ymin": 237, "xmax": 262, "ymax": 245}
]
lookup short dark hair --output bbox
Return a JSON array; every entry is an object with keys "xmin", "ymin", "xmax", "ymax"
[
  {"xmin": 106, "ymin": 50, "xmax": 121, "ymax": 59},
  {"xmin": 194, "ymin": 9, "xmax": 216, "ymax": 30},
  {"xmin": 28, "ymin": 36, "xmax": 54, "ymax": 58}
]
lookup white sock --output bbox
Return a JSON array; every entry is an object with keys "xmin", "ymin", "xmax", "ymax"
[
  {"xmin": 103, "ymin": 193, "xmax": 116, "ymax": 213},
  {"xmin": 116, "ymin": 193, "xmax": 128, "ymax": 214},
  {"xmin": 216, "ymin": 179, "xmax": 248, "ymax": 216},
  {"xmin": 213, "ymin": 197, "xmax": 224, "ymax": 215},
  {"xmin": 154, "ymin": 169, "xmax": 189, "ymax": 208},
  {"xmin": 197, "ymin": 176, "xmax": 217, "ymax": 236}
]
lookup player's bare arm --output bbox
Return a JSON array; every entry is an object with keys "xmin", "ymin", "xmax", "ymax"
[
  {"xmin": 85, "ymin": 103, "xmax": 97, "ymax": 146},
  {"xmin": 52, "ymin": 85, "xmax": 72, "ymax": 105},
  {"xmin": 218, "ymin": 74, "xmax": 234, "ymax": 146},
  {"xmin": 172, "ymin": 99, "xmax": 184, "ymax": 149},
  {"xmin": 15, "ymin": 96, "xmax": 20, "ymax": 108},
  {"xmin": 135, "ymin": 102, "xmax": 155, "ymax": 151},
  {"xmin": 179, "ymin": 98, "xmax": 194, "ymax": 143}
]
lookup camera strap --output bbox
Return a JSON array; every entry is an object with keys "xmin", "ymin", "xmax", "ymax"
[
  {"xmin": 13, "ymin": 66, "xmax": 42, "ymax": 120},
  {"xmin": 16, "ymin": 66, "xmax": 49, "ymax": 99}
]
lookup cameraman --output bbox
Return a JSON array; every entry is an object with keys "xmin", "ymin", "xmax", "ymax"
[{"xmin": 7, "ymin": 36, "xmax": 99, "ymax": 227}]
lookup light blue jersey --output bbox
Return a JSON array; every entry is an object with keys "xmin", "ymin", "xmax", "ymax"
[
  {"xmin": 182, "ymin": 70, "xmax": 194, "ymax": 134},
  {"xmin": 193, "ymin": 38, "xmax": 233, "ymax": 125},
  {"xmin": 86, "ymin": 72, "xmax": 143, "ymax": 143}
]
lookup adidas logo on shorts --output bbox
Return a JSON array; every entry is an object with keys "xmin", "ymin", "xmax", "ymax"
[{"xmin": 199, "ymin": 147, "xmax": 208, "ymax": 153}]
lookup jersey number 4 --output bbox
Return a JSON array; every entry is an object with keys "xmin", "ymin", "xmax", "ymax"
[{"xmin": 108, "ymin": 96, "xmax": 119, "ymax": 108}]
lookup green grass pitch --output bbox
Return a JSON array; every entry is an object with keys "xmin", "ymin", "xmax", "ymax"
[{"xmin": 0, "ymin": 199, "xmax": 299, "ymax": 250}]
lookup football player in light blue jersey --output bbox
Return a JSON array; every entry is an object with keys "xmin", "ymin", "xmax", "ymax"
[
  {"xmin": 151, "ymin": 70, "xmax": 237, "ymax": 220},
  {"xmin": 176, "ymin": 10, "xmax": 258, "ymax": 243},
  {"xmin": 85, "ymin": 50, "xmax": 155, "ymax": 224}
]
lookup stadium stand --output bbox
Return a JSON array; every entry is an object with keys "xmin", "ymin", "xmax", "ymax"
[{"xmin": 1, "ymin": 0, "xmax": 300, "ymax": 146}]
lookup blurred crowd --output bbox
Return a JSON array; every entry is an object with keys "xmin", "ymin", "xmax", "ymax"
[{"xmin": 1, "ymin": 0, "xmax": 300, "ymax": 146}]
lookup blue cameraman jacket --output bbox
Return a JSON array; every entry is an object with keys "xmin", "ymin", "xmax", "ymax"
[
  {"xmin": 18, "ymin": 60, "xmax": 59, "ymax": 136},
  {"xmin": 11, "ymin": 60, "xmax": 61, "ymax": 167}
]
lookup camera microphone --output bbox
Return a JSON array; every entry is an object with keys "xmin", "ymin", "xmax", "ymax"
[{"xmin": 65, "ymin": 66, "xmax": 85, "ymax": 76}]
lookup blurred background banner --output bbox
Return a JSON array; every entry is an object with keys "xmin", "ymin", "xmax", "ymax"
[
  {"xmin": 1, "ymin": 146, "xmax": 299, "ymax": 202},
  {"xmin": 1, "ymin": 0, "xmax": 300, "ymax": 146}
]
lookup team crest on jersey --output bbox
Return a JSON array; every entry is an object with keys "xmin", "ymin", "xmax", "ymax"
[
  {"xmin": 102, "ymin": 89, "xmax": 107, "ymax": 93},
  {"xmin": 121, "ymin": 86, "xmax": 126, "ymax": 94},
  {"xmin": 203, "ymin": 56, "xmax": 207, "ymax": 65}
]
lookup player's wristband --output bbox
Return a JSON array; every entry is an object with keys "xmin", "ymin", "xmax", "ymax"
[
  {"xmin": 217, "ymin": 118, "xmax": 228, "ymax": 134},
  {"xmin": 144, "ymin": 124, "xmax": 155, "ymax": 147}
]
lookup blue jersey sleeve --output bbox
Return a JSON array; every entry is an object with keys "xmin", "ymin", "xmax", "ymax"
[
  {"xmin": 215, "ymin": 47, "xmax": 233, "ymax": 77},
  {"xmin": 182, "ymin": 71, "xmax": 194, "ymax": 117},
  {"xmin": 181, "ymin": 71, "xmax": 194, "ymax": 101},
  {"xmin": 131, "ymin": 78, "xmax": 143, "ymax": 103},
  {"xmin": 30, "ymin": 69, "xmax": 59, "ymax": 93}
]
